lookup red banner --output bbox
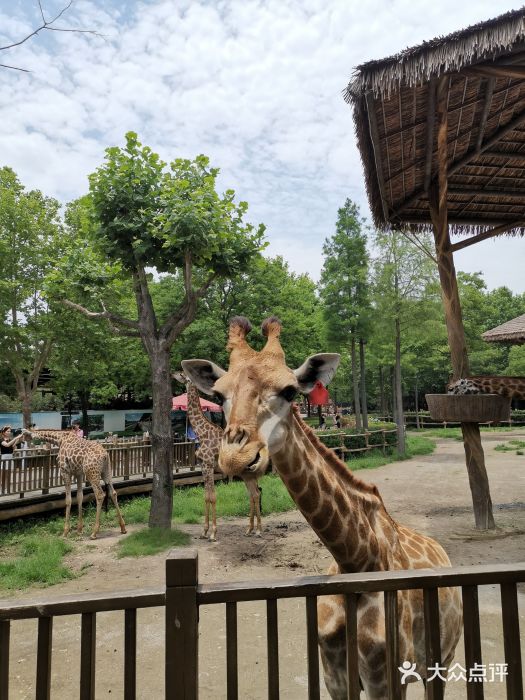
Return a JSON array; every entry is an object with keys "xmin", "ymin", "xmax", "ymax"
[{"xmin": 309, "ymin": 380, "xmax": 329, "ymax": 406}]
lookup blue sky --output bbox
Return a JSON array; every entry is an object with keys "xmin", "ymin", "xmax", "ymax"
[{"xmin": 1, "ymin": 0, "xmax": 524, "ymax": 292}]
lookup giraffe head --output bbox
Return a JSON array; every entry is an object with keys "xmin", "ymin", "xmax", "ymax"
[
  {"xmin": 446, "ymin": 378, "xmax": 479, "ymax": 395},
  {"xmin": 182, "ymin": 316, "xmax": 340, "ymax": 478}
]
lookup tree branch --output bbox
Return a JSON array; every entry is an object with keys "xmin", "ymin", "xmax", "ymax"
[
  {"xmin": 62, "ymin": 299, "xmax": 139, "ymax": 331},
  {"xmin": 0, "ymin": 1, "xmax": 103, "ymax": 71}
]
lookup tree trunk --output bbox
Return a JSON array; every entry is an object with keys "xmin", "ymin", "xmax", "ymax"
[
  {"xmin": 148, "ymin": 346, "xmax": 174, "ymax": 529},
  {"xmin": 359, "ymin": 339, "xmax": 368, "ymax": 430},
  {"xmin": 390, "ymin": 366, "xmax": 396, "ymax": 425},
  {"xmin": 21, "ymin": 391, "xmax": 32, "ymax": 429},
  {"xmin": 415, "ymin": 376, "xmax": 420, "ymax": 430},
  {"xmin": 394, "ymin": 316, "xmax": 405, "ymax": 455},
  {"xmin": 351, "ymin": 336, "xmax": 362, "ymax": 430},
  {"xmin": 79, "ymin": 391, "xmax": 90, "ymax": 438},
  {"xmin": 379, "ymin": 366, "xmax": 387, "ymax": 420},
  {"xmin": 317, "ymin": 404, "xmax": 323, "ymax": 428},
  {"xmin": 430, "ymin": 74, "xmax": 494, "ymax": 530}
]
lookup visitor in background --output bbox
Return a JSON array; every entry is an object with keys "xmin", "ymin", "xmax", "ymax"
[
  {"xmin": 319, "ymin": 414, "xmax": 327, "ymax": 429},
  {"xmin": 335, "ymin": 413, "xmax": 342, "ymax": 429},
  {"xmin": 72, "ymin": 422, "xmax": 84, "ymax": 438},
  {"xmin": 0, "ymin": 425, "xmax": 24, "ymax": 486}
]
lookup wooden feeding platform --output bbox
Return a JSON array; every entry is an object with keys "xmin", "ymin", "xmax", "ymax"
[{"xmin": 426, "ymin": 394, "xmax": 511, "ymax": 423}]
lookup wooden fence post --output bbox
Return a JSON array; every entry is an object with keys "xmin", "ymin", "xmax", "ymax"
[{"xmin": 165, "ymin": 549, "xmax": 199, "ymax": 700}]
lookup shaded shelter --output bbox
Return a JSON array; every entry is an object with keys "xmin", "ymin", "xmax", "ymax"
[
  {"xmin": 172, "ymin": 394, "xmax": 222, "ymax": 412},
  {"xmin": 348, "ymin": 8, "xmax": 525, "ymax": 529},
  {"xmin": 482, "ymin": 313, "xmax": 525, "ymax": 344}
]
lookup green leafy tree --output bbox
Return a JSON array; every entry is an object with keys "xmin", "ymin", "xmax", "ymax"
[
  {"xmin": 320, "ymin": 199, "xmax": 370, "ymax": 428},
  {"xmin": 371, "ymin": 230, "xmax": 439, "ymax": 453},
  {"xmin": 0, "ymin": 167, "xmax": 63, "ymax": 426},
  {"xmin": 60, "ymin": 134, "xmax": 265, "ymax": 529}
]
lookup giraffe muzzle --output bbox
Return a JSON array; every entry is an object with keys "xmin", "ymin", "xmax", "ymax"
[{"xmin": 218, "ymin": 441, "xmax": 269, "ymax": 477}]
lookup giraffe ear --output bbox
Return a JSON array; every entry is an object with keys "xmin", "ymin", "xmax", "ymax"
[
  {"xmin": 181, "ymin": 359, "xmax": 226, "ymax": 396},
  {"xmin": 293, "ymin": 353, "xmax": 341, "ymax": 394}
]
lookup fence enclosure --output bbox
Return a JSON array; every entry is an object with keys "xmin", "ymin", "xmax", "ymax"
[
  {"xmin": 0, "ymin": 550, "xmax": 523, "ymax": 700},
  {"xmin": 0, "ymin": 439, "xmax": 197, "ymax": 500}
]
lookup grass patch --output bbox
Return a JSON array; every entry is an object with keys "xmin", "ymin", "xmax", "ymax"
[
  {"xmin": 0, "ymin": 535, "xmax": 74, "ymax": 590},
  {"xmin": 118, "ymin": 527, "xmax": 190, "ymax": 558},
  {"xmin": 347, "ymin": 434, "xmax": 435, "ymax": 471},
  {"xmin": 494, "ymin": 439, "xmax": 525, "ymax": 454},
  {"xmin": 410, "ymin": 426, "xmax": 518, "ymax": 441}
]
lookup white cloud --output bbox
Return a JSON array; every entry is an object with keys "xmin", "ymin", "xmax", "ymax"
[{"xmin": 0, "ymin": 0, "xmax": 523, "ymax": 292}]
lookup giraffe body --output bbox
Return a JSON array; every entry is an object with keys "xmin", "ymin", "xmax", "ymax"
[
  {"xmin": 174, "ymin": 372, "xmax": 263, "ymax": 540},
  {"xmin": 182, "ymin": 316, "xmax": 463, "ymax": 699},
  {"xmin": 447, "ymin": 375, "xmax": 525, "ymax": 399},
  {"xmin": 26, "ymin": 430, "xmax": 126, "ymax": 539}
]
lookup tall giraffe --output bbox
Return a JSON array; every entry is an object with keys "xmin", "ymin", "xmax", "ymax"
[
  {"xmin": 182, "ymin": 316, "xmax": 462, "ymax": 700},
  {"xmin": 447, "ymin": 375, "xmax": 525, "ymax": 398},
  {"xmin": 26, "ymin": 430, "xmax": 126, "ymax": 540},
  {"xmin": 174, "ymin": 371, "xmax": 263, "ymax": 540}
]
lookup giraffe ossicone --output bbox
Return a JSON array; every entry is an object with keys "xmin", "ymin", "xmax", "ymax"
[
  {"xmin": 25, "ymin": 429, "xmax": 126, "ymax": 540},
  {"xmin": 183, "ymin": 315, "xmax": 462, "ymax": 700}
]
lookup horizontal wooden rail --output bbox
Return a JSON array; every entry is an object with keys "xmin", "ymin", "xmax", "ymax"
[
  {"xmin": 197, "ymin": 562, "xmax": 525, "ymax": 604},
  {"xmin": 0, "ymin": 587, "xmax": 164, "ymax": 621}
]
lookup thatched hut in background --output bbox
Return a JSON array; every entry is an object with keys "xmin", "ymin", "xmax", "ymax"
[
  {"xmin": 482, "ymin": 313, "xmax": 525, "ymax": 344},
  {"xmin": 348, "ymin": 8, "xmax": 525, "ymax": 529}
]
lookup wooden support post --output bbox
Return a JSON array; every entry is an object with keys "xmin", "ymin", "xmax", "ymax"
[
  {"xmin": 429, "ymin": 74, "xmax": 495, "ymax": 530},
  {"xmin": 165, "ymin": 549, "xmax": 198, "ymax": 700}
]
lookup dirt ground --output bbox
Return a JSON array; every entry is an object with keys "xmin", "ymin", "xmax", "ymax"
[{"xmin": 3, "ymin": 431, "xmax": 525, "ymax": 699}]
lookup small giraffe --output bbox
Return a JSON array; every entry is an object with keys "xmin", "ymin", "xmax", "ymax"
[
  {"xmin": 183, "ymin": 316, "xmax": 462, "ymax": 700},
  {"xmin": 447, "ymin": 375, "xmax": 525, "ymax": 399},
  {"xmin": 174, "ymin": 371, "xmax": 263, "ymax": 540},
  {"xmin": 26, "ymin": 430, "xmax": 126, "ymax": 540}
]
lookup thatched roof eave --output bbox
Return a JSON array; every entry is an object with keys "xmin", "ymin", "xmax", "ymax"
[
  {"xmin": 482, "ymin": 313, "xmax": 525, "ymax": 344},
  {"xmin": 348, "ymin": 7, "xmax": 525, "ymax": 236}
]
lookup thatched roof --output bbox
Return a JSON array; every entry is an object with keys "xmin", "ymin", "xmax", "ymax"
[
  {"xmin": 482, "ymin": 313, "xmax": 525, "ymax": 343},
  {"xmin": 348, "ymin": 8, "xmax": 525, "ymax": 238}
]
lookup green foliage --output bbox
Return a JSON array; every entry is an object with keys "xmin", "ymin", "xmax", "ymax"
[
  {"xmin": 88, "ymin": 133, "xmax": 265, "ymax": 275},
  {"xmin": 117, "ymin": 527, "xmax": 190, "ymax": 557},
  {"xmin": 320, "ymin": 199, "xmax": 370, "ymax": 344},
  {"xmin": 171, "ymin": 255, "xmax": 324, "ymax": 370},
  {"xmin": 506, "ymin": 346, "xmax": 525, "ymax": 375},
  {"xmin": 0, "ymin": 166, "xmax": 64, "ymax": 419},
  {"xmin": 0, "ymin": 535, "xmax": 74, "ymax": 590}
]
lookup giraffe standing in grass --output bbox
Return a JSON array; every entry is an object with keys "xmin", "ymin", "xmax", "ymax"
[
  {"xmin": 174, "ymin": 371, "xmax": 263, "ymax": 541},
  {"xmin": 182, "ymin": 316, "xmax": 462, "ymax": 700},
  {"xmin": 26, "ymin": 430, "xmax": 126, "ymax": 540}
]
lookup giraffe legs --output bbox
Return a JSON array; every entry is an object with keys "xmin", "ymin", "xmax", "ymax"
[
  {"xmin": 76, "ymin": 475, "xmax": 84, "ymax": 534},
  {"xmin": 107, "ymin": 482, "xmax": 127, "ymax": 534},
  {"xmin": 89, "ymin": 481, "xmax": 106, "ymax": 540},
  {"xmin": 62, "ymin": 470, "xmax": 72, "ymax": 537},
  {"xmin": 243, "ymin": 474, "xmax": 262, "ymax": 536},
  {"xmin": 201, "ymin": 460, "xmax": 217, "ymax": 541}
]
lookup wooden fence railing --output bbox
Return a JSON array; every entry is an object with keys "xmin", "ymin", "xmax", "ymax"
[
  {"xmin": 0, "ymin": 551, "xmax": 523, "ymax": 700},
  {"xmin": 0, "ymin": 440, "xmax": 196, "ymax": 499},
  {"xmin": 316, "ymin": 427, "xmax": 398, "ymax": 457}
]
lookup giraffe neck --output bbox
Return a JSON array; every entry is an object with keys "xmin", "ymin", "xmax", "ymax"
[
  {"xmin": 30, "ymin": 430, "xmax": 73, "ymax": 446},
  {"xmin": 272, "ymin": 410, "xmax": 402, "ymax": 573},
  {"xmin": 185, "ymin": 382, "xmax": 215, "ymax": 435},
  {"xmin": 469, "ymin": 376, "xmax": 525, "ymax": 399}
]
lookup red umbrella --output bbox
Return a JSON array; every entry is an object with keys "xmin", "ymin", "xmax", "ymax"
[{"xmin": 172, "ymin": 393, "xmax": 222, "ymax": 412}]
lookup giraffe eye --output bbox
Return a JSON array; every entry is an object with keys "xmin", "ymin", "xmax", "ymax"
[{"xmin": 279, "ymin": 385, "xmax": 297, "ymax": 402}]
